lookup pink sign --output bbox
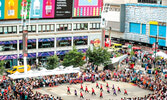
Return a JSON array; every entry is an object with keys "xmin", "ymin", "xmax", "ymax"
[
  {"xmin": 42, "ymin": 0, "xmax": 55, "ymax": 18},
  {"xmin": 73, "ymin": 0, "xmax": 103, "ymax": 17}
]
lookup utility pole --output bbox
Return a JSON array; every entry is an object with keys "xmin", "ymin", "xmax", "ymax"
[{"xmin": 21, "ymin": 0, "xmax": 31, "ymax": 74}]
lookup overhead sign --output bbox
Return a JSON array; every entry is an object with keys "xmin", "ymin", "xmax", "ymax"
[
  {"xmin": 73, "ymin": 0, "xmax": 103, "ymax": 17},
  {"xmin": 55, "ymin": 0, "xmax": 73, "ymax": 18}
]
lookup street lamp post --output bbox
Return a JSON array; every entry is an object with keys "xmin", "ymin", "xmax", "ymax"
[{"xmin": 21, "ymin": 0, "xmax": 31, "ymax": 74}]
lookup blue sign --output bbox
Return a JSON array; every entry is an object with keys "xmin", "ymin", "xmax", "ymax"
[{"xmin": 0, "ymin": 0, "xmax": 5, "ymax": 19}]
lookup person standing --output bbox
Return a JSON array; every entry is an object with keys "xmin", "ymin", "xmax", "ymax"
[
  {"xmin": 85, "ymin": 86, "xmax": 89, "ymax": 93},
  {"xmin": 96, "ymin": 82, "xmax": 99, "ymax": 88},
  {"xmin": 100, "ymin": 91, "xmax": 103, "ymax": 98},
  {"xmin": 92, "ymin": 88, "xmax": 96, "ymax": 95},
  {"xmin": 80, "ymin": 92, "xmax": 84, "ymax": 98},
  {"xmin": 106, "ymin": 82, "xmax": 109, "ymax": 88},
  {"xmin": 100, "ymin": 84, "xmax": 103, "ymax": 91},
  {"xmin": 80, "ymin": 84, "xmax": 84, "ymax": 91},
  {"xmin": 113, "ymin": 89, "xmax": 117, "ymax": 96},
  {"xmin": 74, "ymin": 90, "xmax": 77, "ymax": 96},
  {"xmin": 67, "ymin": 86, "xmax": 70, "ymax": 94},
  {"xmin": 107, "ymin": 87, "xmax": 110, "ymax": 93},
  {"xmin": 117, "ymin": 86, "xmax": 121, "ymax": 93}
]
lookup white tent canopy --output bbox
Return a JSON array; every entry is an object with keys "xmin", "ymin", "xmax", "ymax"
[
  {"xmin": 111, "ymin": 54, "xmax": 128, "ymax": 64},
  {"xmin": 8, "ymin": 66, "xmax": 80, "ymax": 79},
  {"xmin": 152, "ymin": 51, "xmax": 167, "ymax": 59}
]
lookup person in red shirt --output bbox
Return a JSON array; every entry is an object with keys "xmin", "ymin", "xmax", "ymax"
[
  {"xmin": 106, "ymin": 82, "xmax": 109, "ymax": 88},
  {"xmin": 100, "ymin": 84, "xmax": 103, "ymax": 91},
  {"xmin": 118, "ymin": 86, "xmax": 121, "ymax": 93},
  {"xmin": 100, "ymin": 91, "xmax": 103, "ymax": 98},
  {"xmin": 124, "ymin": 89, "xmax": 128, "ymax": 95},
  {"xmin": 96, "ymin": 82, "xmax": 99, "ymax": 88},
  {"xmin": 92, "ymin": 88, "xmax": 96, "ymax": 95},
  {"xmin": 85, "ymin": 86, "xmax": 89, "ymax": 93},
  {"xmin": 80, "ymin": 84, "xmax": 84, "ymax": 91},
  {"xmin": 80, "ymin": 91, "xmax": 84, "ymax": 98},
  {"xmin": 67, "ymin": 86, "xmax": 71, "ymax": 94}
]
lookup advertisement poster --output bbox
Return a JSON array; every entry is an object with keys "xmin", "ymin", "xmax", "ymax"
[
  {"xmin": 18, "ymin": 0, "xmax": 31, "ymax": 19},
  {"xmin": 73, "ymin": 0, "xmax": 103, "ymax": 17},
  {"xmin": 30, "ymin": 0, "xmax": 43, "ymax": 18},
  {"xmin": 42, "ymin": 0, "xmax": 55, "ymax": 18},
  {"xmin": 55, "ymin": 0, "xmax": 72, "ymax": 18},
  {"xmin": 4, "ymin": 0, "xmax": 18, "ymax": 19},
  {"xmin": 0, "ymin": 0, "xmax": 5, "ymax": 19}
]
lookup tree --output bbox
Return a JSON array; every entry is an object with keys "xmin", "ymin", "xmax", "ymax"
[
  {"xmin": 86, "ymin": 47, "xmax": 111, "ymax": 68},
  {"xmin": 47, "ymin": 55, "xmax": 59, "ymax": 69},
  {"xmin": 62, "ymin": 46, "xmax": 85, "ymax": 67},
  {"xmin": 0, "ymin": 60, "xmax": 5, "ymax": 75}
]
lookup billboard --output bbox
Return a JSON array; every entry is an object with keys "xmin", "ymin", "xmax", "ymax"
[
  {"xmin": 43, "ymin": 0, "xmax": 55, "ymax": 18},
  {"xmin": 73, "ymin": 0, "xmax": 103, "ymax": 17},
  {"xmin": 55, "ymin": 0, "xmax": 73, "ymax": 18},
  {"xmin": 30, "ymin": 0, "xmax": 43, "ymax": 18},
  {"xmin": 0, "ymin": 0, "xmax": 5, "ymax": 19},
  {"xmin": 4, "ymin": 0, "xmax": 18, "ymax": 19},
  {"xmin": 18, "ymin": 0, "xmax": 31, "ymax": 19}
]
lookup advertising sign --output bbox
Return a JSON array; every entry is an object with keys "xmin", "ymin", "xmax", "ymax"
[
  {"xmin": 73, "ymin": 0, "xmax": 103, "ymax": 17},
  {"xmin": 18, "ymin": 0, "xmax": 31, "ymax": 19},
  {"xmin": 43, "ymin": 0, "xmax": 55, "ymax": 18},
  {"xmin": 4, "ymin": 0, "xmax": 18, "ymax": 19},
  {"xmin": 0, "ymin": 0, "xmax": 5, "ymax": 19},
  {"xmin": 55, "ymin": 0, "xmax": 72, "ymax": 18},
  {"xmin": 90, "ymin": 38, "xmax": 100, "ymax": 47},
  {"xmin": 30, "ymin": 0, "xmax": 43, "ymax": 18}
]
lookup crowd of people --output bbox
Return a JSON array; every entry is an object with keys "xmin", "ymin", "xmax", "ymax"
[{"xmin": 0, "ymin": 47, "xmax": 167, "ymax": 100}]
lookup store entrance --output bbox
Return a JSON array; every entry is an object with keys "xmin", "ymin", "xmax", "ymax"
[{"xmin": 4, "ymin": 59, "xmax": 17, "ymax": 68}]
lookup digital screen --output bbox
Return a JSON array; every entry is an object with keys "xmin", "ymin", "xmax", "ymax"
[
  {"xmin": 4, "ymin": 0, "xmax": 18, "ymax": 19},
  {"xmin": 55, "ymin": 0, "xmax": 73, "ymax": 18},
  {"xmin": 0, "ymin": 0, "xmax": 5, "ymax": 19},
  {"xmin": 73, "ymin": 0, "xmax": 103, "ymax": 17},
  {"xmin": 18, "ymin": 0, "xmax": 31, "ymax": 19}
]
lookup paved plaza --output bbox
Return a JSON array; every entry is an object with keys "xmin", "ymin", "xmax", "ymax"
[{"xmin": 34, "ymin": 80, "xmax": 153, "ymax": 100}]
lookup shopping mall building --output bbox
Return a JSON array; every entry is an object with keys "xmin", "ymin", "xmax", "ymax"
[{"xmin": 0, "ymin": 0, "xmax": 102, "ymax": 68}]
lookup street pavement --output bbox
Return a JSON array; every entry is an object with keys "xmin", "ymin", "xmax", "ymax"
[{"xmin": 34, "ymin": 80, "xmax": 153, "ymax": 100}]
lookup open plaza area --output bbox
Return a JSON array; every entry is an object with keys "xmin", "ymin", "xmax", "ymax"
[{"xmin": 34, "ymin": 80, "xmax": 153, "ymax": 100}]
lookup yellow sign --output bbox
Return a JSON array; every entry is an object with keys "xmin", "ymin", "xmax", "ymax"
[
  {"xmin": 91, "ymin": 39, "xmax": 100, "ymax": 47},
  {"xmin": 149, "ymin": 21, "xmax": 158, "ymax": 25}
]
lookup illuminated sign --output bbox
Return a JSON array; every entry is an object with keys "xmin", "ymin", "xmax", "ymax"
[
  {"xmin": 30, "ymin": 0, "xmax": 43, "ymax": 18},
  {"xmin": 43, "ymin": 0, "xmax": 55, "ymax": 18},
  {"xmin": 90, "ymin": 38, "xmax": 100, "ymax": 47},
  {"xmin": 0, "ymin": 0, "xmax": 5, "ymax": 19},
  {"xmin": 73, "ymin": 0, "xmax": 103, "ymax": 17}
]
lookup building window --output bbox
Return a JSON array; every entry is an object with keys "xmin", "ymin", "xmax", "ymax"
[
  {"xmin": 19, "ymin": 39, "xmax": 36, "ymax": 50},
  {"xmin": 90, "ymin": 23, "xmax": 101, "ymax": 30},
  {"xmin": 56, "ymin": 37, "xmax": 72, "ymax": 47},
  {"xmin": 38, "ymin": 38, "xmax": 54, "ymax": 48},
  {"xmin": 19, "ymin": 25, "xmax": 36, "ymax": 33},
  {"xmin": 38, "ymin": 24, "xmax": 55, "ymax": 33},
  {"xmin": 73, "ymin": 23, "xmax": 88, "ymax": 30},
  {"xmin": 0, "ymin": 40, "xmax": 17, "ymax": 52},
  {"xmin": 129, "ymin": 22, "xmax": 140, "ymax": 34},
  {"xmin": 0, "ymin": 26, "xmax": 17, "ymax": 34},
  {"xmin": 73, "ymin": 36, "xmax": 88, "ymax": 46},
  {"xmin": 142, "ymin": 24, "xmax": 146, "ymax": 35},
  {"xmin": 56, "ymin": 24, "xmax": 72, "ymax": 31}
]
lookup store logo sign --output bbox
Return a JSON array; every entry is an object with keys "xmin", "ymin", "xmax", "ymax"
[{"xmin": 90, "ymin": 38, "xmax": 100, "ymax": 47}]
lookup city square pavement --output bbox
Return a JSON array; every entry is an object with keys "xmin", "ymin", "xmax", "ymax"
[{"xmin": 34, "ymin": 80, "xmax": 153, "ymax": 100}]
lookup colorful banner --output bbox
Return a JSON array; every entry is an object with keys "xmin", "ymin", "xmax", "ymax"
[
  {"xmin": 0, "ymin": 54, "xmax": 17, "ymax": 60},
  {"xmin": 73, "ymin": 0, "xmax": 103, "ymax": 17},
  {"xmin": 30, "ymin": 0, "xmax": 43, "ymax": 18},
  {"xmin": 18, "ymin": 0, "xmax": 31, "ymax": 19},
  {"xmin": 38, "ymin": 38, "xmax": 54, "ymax": 42},
  {"xmin": 56, "ymin": 50, "xmax": 69, "ymax": 55},
  {"xmin": 0, "ymin": 0, "xmax": 5, "ymax": 19},
  {"xmin": 0, "ymin": 40, "xmax": 17, "ymax": 45},
  {"xmin": 4, "ymin": 0, "xmax": 18, "ymax": 19},
  {"xmin": 38, "ymin": 51, "xmax": 54, "ymax": 57},
  {"xmin": 42, "ymin": 0, "xmax": 55, "ymax": 18},
  {"xmin": 19, "ymin": 53, "xmax": 36, "ymax": 58}
]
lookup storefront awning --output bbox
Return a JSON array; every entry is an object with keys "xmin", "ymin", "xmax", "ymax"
[
  {"xmin": 74, "ymin": 36, "xmax": 88, "ymax": 40},
  {"xmin": 38, "ymin": 38, "xmax": 54, "ymax": 42},
  {"xmin": 0, "ymin": 40, "xmax": 17, "ymax": 45},
  {"xmin": 78, "ymin": 48, "xmax": 88, "ymax": 53},
  {"xmin": 38, "ymin": 51, "xmax": 54, "ymax": 57},
  {"xmin": 19, "ymin": 39, "xmax": 36, "ymax": 43},
  {"xmin": 56, "ymin": 37, "xmax": 72, "ymax": 41},
  {"xmin": 19, "ymin": 53, "xmax": 36, "ymax": 58},
  {"xmin": 56, "ymin": 50, "xmax": 69, "ymax": 55},
  {"xmin": 0, "ymin": 54, "xmax": 17, "ymax": 60}
]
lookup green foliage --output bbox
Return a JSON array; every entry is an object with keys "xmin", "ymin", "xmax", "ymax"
[
  {"xmin": 62, "ymin": 46, "xmax": 85, "ymax": 67},
  {"xmin": 86, "ymin": 47, "xmax": 111, "ymax": 67},
  {"xmin": 47, "ymin": 55, "xmax": 59, "ymax": 69},
  {"xmin": 130, "ymin": 50, "xmax": 135, "ymax": 57},
  {"xmin": 0, "ymin": 60, "xmax": 5, "ymax": 75}
]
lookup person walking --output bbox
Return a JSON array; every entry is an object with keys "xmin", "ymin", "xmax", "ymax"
[
  {"xmin": 112, "ymin": 84, "xmax": 115, "ymax": 90},
  {"xmin": 74, "ymin": 90, "xmax": 77, "ymax": 96},
  {"xmin": 80, "ymin": 92, "xmax": 84, "ymax": 98},
  {"xmin": 96, "ymin": 82, "xmax": 99, "ymax": 88},
  {"xmin": 100, "ymin": 91, "xmax": 103, "ymax": 98},
  {"xmin": 107, "ymin": 87, "xmax": 110, "ymax": 93},
  {"xmin": 80, "ymin": 84, "xmax": 84, "ymax": 91},
  {"xmin": 117, "ymin": 86, "xmax": 121, "ymax": 93},
  {"xmin": 85, "ymin": 86, "xmax": 89, "ymax": 93},
  {"xmin": 124, "ymin": 89, "xmax": 128, "ymax": 95},
  {"xmin": 106, "ymin": 82, "xmax": 109, "ymax": 88},
  {"xmin": 92, "ymin": 88, "xmax": 96, "ymax": 95},
  {"xmin": 113, "ymin": 89, "xmax": 117, "ymax": 96},
  {"xmin": 67, "ymin": 86, "xmax": 70, "ymax": 94}
]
